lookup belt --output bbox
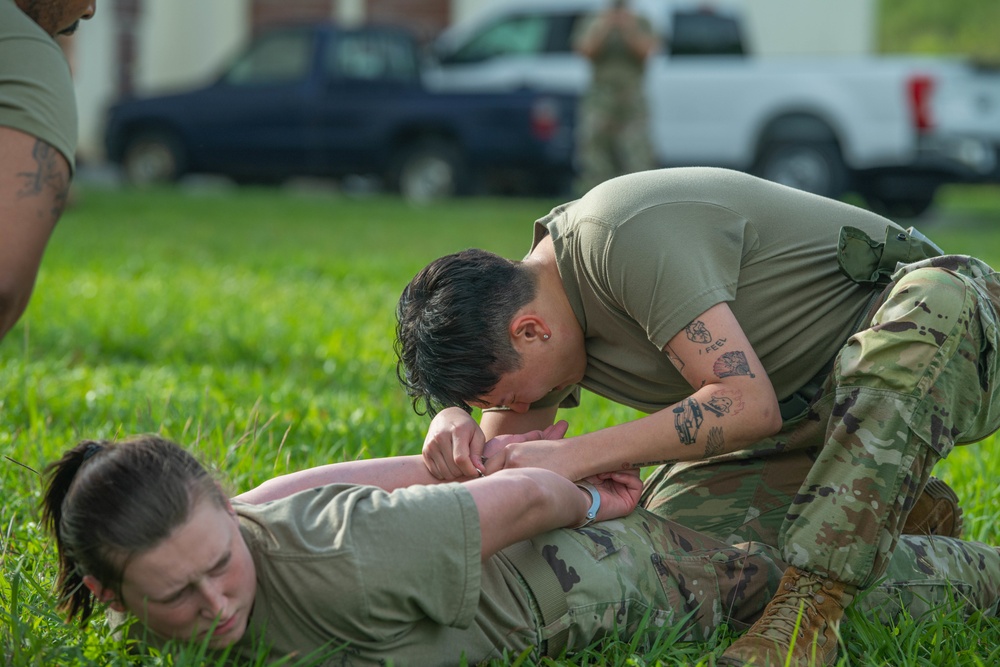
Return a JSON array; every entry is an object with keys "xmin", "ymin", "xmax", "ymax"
[{"xmin": 500, "ymin": 540, "xmax": 570, "ymax": 658}]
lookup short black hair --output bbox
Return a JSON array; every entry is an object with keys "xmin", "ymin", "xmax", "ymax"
[{"xmin": 395, "ymin": 249, "xmax": 536, "ymax": 415}]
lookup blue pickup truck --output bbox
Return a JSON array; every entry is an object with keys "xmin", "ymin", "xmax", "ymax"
[{"xmin": 103, "ymin": 23, "xmax": 575, "ymax": 199}]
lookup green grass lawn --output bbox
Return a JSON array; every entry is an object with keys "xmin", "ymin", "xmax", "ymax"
[{"xmin": 2, "ymin": 184, "xmax": 999, "ymax": 666}]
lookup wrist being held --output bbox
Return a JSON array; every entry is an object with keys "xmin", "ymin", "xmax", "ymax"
[{"xmin": 572, "ymin": 482, "xmax": 601, "ymax": 528}]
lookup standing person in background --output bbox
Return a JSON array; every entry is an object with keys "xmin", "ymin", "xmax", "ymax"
[
  {"xmin": 0, "ymin": 0, "xmax": 96, "ymax": 341},
  {"xmin": 572, "ymin": 0, "xmax": 658, "ymax": 194}
]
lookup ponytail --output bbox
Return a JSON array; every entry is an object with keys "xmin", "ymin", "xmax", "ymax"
[{"xmin": 41, "ymin": 441, "xmax": 106, "ymax": 622}]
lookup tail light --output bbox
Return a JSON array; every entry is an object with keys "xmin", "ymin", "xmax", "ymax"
[
  {"xmin": 908, "ymin": 75, "xmax": 934, "ymax": 132},
  {"xmin": 531, "ymin": 97, "xmax": 559, "ymax": 140}
]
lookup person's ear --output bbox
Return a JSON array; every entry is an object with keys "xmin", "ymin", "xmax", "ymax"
[
  {"xmin": 83, "ymin": 574, "xmax": 126, "ymax": 612},
  {"xmin": 510, "ymin": 315, "xmax": 551, "ymax": 345}
]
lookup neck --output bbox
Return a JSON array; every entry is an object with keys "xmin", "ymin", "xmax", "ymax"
[{"xmin": 526, "ymin": 237, "xmax": 586, "ymax": 365}]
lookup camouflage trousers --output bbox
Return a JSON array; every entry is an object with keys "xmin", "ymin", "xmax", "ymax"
[
  {"xmin": 642, "ymin": 255, "xmax": 1000, "ymax": 588},
  {"xmin": 516, "ymin": 507, "xmax": 1000, "ymax": 656},
  {"xmin": 574, "ymin": 88, "xmax": 656, "ymax": 194}
]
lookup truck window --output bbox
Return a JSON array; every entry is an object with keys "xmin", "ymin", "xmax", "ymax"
[
  {"xmin": 327, "ymin": 33, "xmax": 419, "ymax": 82},
  {"xmin": 224, "ymin": 31, "xmax": 315, "ymax": 85},
  {"xmin": 545, "ymin": 13, "xmax": 586, "ymax": 53},
  {"xmin": 443, "ymin": 15, "xmax": 549, "ymax": 64},
  {"xmin": 670, "ymin": 10, "xmax": 745, "ymax": 57}
]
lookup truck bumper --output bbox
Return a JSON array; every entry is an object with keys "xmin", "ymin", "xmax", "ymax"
[{"xmin": 912, "ymin": 134, "xmax": 1000, "ymax": 182}]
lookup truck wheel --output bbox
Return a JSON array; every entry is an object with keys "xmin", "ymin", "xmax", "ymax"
[
  {"xmin": 392, "ymin": 140, "xmax": 464, "ymax": 202},
  {"xmin": 754, "ymin": 141, "xmax": 847, "ymax": 199},
  {"xmin": 122, "ymin": 131, "xmax": 185, "ymax": 186}
]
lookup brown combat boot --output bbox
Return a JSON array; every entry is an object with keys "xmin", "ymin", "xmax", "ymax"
[
  {"xmin": 902, "ymin": 477, "xmax": 964, "ymax": 537},
  {"xmin": 718, "ymin": 566, "xmax": 855, "ymax": 667}
]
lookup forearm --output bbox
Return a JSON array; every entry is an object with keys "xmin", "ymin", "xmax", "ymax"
[
  {"xmin": 481, "ymin": 406, "xmax": 558, "ymax": 440},
  {"xmin": 467, "ymin": 468, "xmax": 590, "ymax": 559},
  {"xmin": 234, "ymin": 455, "xmax": 466, "ymax": 503},
  {"xmin": 554, "ymin": 381, "xmax": 781, "ymax": 478}
]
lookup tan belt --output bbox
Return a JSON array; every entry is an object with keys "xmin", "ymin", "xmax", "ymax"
[{"xmin": 500, "ymin": 540, "xmax": 570, "ymax": 658}]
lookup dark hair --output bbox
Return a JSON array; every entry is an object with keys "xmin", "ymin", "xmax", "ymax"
[
  {"xmin": 395, "ymin": 249, "xmax": 537, "ymax": 415},
  {"xmin": 40, "ymin": 435, "xmax": 226, "ymax": 624}
]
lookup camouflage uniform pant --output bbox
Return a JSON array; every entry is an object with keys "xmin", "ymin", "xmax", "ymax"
[
  {"xmin": 574, "ymin": 85, "xmax": 656, "ymax": 194},
  {"xmin": 642, "ymin": 255, "xmax": 1000, "ymax": 588},
  {"xmin": 517, "ymin": 507, "xmax": 1000, "ymax": 656}
]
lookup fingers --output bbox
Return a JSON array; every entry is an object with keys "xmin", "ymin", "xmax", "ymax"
[
  {"xmin": 542, "ymin": 420, "xmax": 569, "ymax": 440},
  {"xmin": 460, "ymin": 427, "xmax": 487, "ymax": 478}
]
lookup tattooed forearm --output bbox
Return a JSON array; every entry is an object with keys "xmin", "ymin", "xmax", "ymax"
[
  {"xmin": 625, "ymin": 459, "xmax": 679, "ymax": 469},
  {"xmin": 713, "ymin": 350, "xmax": 755, "ymax": 379},
  {"xmin": 672, "ymin": 397, "xmax": 703, "ymax": 445},
  {"xmin": 705, "ymin": 427, "xmax": 725, "ymax": 457},
  {"xmin": 16, "ymin": 140, "xmax": 70, "ymax": 220}
]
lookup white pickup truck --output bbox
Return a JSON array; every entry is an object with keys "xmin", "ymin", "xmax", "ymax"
[{"xmin": 424, "ymin": 0, "xmax": 1000, "ymax": 217}]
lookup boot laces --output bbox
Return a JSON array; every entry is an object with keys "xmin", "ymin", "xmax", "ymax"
[{"xmin": 752, "ymin": 578, "xmax": 829, "ymax": 644}]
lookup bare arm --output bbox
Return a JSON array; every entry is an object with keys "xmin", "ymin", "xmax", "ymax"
[
  {"xmin": 467, "ymin": 467, "xmax": 641, "ymax": 559},
  {"xmin": 487, "ymin": 302, "xmax": 782, "ymax": 479},
  {"xmin": 421, "ymin": 406, "xmax": 560, "ymax": 480},
  {"xmin": 233, "ymin": 455, "xmax": 450, "ymax": 504},
  {"xmin": 0, "ymin": 127, "xmax": 69, "ymax": 340},
  {"xmin": 233, "ymin": 452, "xmax": 643, "ymax": 560}
]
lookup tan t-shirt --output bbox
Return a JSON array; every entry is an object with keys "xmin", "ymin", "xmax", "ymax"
[
  {"xmin": 0, "ymin": 0, "xmax": 77, "ymax": 171},
  {"xmin": 532, "ymin": 167, "xmax": 902, "ymax": 413},
  {"xmin": 231, "ymin": 483, "xmax": 537, "ymax": 666}
]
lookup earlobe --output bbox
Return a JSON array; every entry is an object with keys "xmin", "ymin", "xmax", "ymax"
[{"xmin": 83, "ymin": 574, "xmax": 126, "ymax": 611}]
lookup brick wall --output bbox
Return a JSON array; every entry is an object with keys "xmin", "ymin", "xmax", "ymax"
[
  {"xmin": 251, "ymin": 0, "xmax": 336, "ymax": 32},
  {"xmin": 249, "ymin": 0, "xmax": 451, "ymax": 42},
  {"xmin": 368, "ymin": 0, "xmax": 451, "ymax": 42}
]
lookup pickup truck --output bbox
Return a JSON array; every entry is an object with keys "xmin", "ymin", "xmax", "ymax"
[
  {"xmin": 103, "ymin": 23, "xmax": 575, "ymax": 200},
  {"xmin": 424, "ymin": 0, "xmax": 1000, "ymax": 216}
]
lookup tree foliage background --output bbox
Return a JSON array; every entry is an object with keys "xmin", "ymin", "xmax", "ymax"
[{"xmin": 879, "ymin": 0, "xmax": 1000, "ymax": 60}]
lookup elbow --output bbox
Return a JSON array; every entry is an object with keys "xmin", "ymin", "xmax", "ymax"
[
  {"xmin": 0, "ymin": 290, "xmax": 28, "ymax": 341},
  {"xmin": 760, "ymin": 398, "xmax": 783, "ymax": 437}
]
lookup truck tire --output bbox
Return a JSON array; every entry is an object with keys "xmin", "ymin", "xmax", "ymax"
[
  {"xmin": 754, "ymin": 140, "xmax": 848, "ymax": 199},
  {"xmin": 391, "ymin": 140, "xmax": 464, "ymax": 202},
  {"xmin": 121, "ymin": 131, "xmax": 186, "ymax": 186}
]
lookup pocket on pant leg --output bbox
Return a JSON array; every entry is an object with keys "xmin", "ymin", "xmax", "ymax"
[{"xmin": 650, "ymin": 542, "xmax": 785, "ymax": 637}]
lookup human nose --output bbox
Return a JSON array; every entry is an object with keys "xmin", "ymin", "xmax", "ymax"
[
  {"xmin": 508, "ymin": 401, "xmax": 531, "ymax": 414},
  {"xmin": 198, "ymin": 581, "xmax": 227, "ymax": 618},
  {"xmin": 83, "ymin": 3, "xmax": 96, "ymax": 21}
]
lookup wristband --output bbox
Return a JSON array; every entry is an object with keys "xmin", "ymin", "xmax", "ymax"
[{"xmin": 573, "ymin": 482, "xmax": 601, "ymax": 529}]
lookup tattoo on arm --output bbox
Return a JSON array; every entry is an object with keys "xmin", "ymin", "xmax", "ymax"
[
  {"xmin": 702, "ymin": 388, "xmax": 744, "ymax": 417},
  {"xmin": 672, "ymin": 398, "xmax": 703, "ymax": 445},
  {"xmin": 16, "ymin": 140, "xmax": 69, "ymax": 221},
  {"xmin": 664, "ymin": 343, "xmax": 685, "ymax": 371},
  {"xmin": 684, "ymin": 320, "xmax": 712, "ymax": 344},
  {"xmin": 705, "ymin": 427, "xmax": 725, "ymax": 457},
  {"xmin": 713, "ymin": 350, "xmax": 756, "ymax": 379}
]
